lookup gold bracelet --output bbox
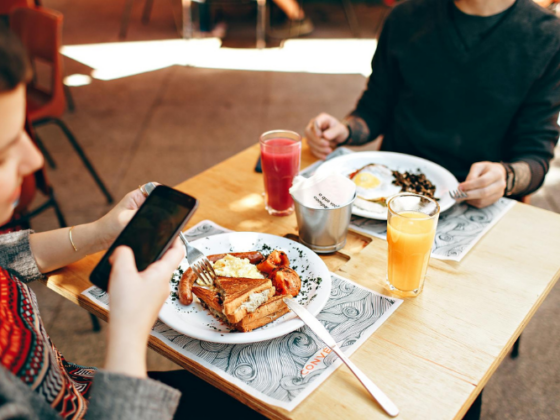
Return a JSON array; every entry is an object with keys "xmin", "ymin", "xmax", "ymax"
[{"xmin": 68, "ymin": 226, "xmax": 78, "ymax": 252}]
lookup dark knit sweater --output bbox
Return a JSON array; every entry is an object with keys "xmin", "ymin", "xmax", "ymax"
[
  {"xmin": 449, "ymin": 1, "xmax": 509, "ymax": 51},
  {"xmin": 350, "ymin": 0, "xmax": 560, "ymax": 193}
]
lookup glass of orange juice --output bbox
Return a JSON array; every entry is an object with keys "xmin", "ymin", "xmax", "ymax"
[{"xmin": 386, "ymin": 193, "xmax": 440, "ymax": 298}]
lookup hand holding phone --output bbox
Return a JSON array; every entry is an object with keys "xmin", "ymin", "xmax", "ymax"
[
  {"xmin": 90, "ymin": 185, "xmax": 198, "ymax": 290},
  {"xmin": 104, "ymin": 239, "xmax": 184, "ymax": 378}
]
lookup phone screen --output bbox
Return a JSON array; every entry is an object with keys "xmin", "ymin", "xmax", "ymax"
[{"xmin": 90, "ymin": 185, "xmax": 198, "ymax": 290}]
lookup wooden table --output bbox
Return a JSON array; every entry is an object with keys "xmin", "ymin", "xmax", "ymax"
[{"xmin": 45, "ymin": 143, "xmax": 560, "ymax": 419}]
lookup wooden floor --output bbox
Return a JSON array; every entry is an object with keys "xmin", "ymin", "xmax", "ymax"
[{"xmin": 27, "ymin": 1, "xmax": 560, "ymax": 419}]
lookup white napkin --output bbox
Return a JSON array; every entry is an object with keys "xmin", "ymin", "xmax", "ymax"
[{"xmin": 290, "ymin": 171, "xmax": 356, "ymax": 209}]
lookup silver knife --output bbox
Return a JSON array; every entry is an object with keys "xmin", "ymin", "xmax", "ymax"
[{"xmin": 283, "ymin": 298, "xmax": 399, "ymax": 417}]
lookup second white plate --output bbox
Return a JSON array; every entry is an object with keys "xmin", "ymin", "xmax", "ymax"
[{"xmin": 315, "ymin": 151, "xmax": 459, "ymax": 220}]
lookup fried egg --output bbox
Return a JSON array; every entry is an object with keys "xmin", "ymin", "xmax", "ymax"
[{"xmin": 351, "ymin": 164, "xmax": 401, "ymax": 201}]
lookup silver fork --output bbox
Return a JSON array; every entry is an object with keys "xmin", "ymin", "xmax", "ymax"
[
  {"xmin": 449, "ymin": 188, "xmax": 468, "ymax": 200},
  {"xmin": 179, "ymin": 232, "xmax": 216, "ymax": 286}
]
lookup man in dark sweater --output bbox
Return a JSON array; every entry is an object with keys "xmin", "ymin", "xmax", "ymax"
[{"xmin": 305, "ymin": 0, "xmax": 560, "ymax": 208}]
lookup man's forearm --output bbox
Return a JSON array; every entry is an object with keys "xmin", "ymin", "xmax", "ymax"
[
  {"xmin": 509, "ymin": 161, "xmax": 532, "ymax": 196},
  {"xmin": 342, "ymin": 116, "xmax": 371, "ymax": 146},
  {"xmin": 504, "ymin": 160, "xmax": 543, "ymax": 197}
]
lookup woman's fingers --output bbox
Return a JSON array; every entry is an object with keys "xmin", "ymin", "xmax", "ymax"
[
  {"xmin": 141, "ymin": 237, "xmax": 184, "ymax": 282},
  {"xmin": 108, "ymin": 246, "xmax": 137, "ymax": 291}
]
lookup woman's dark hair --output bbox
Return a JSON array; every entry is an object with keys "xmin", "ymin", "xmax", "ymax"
[{"xmin": 0, "ymin": 22, "xmax": 31, "ymax": 92}]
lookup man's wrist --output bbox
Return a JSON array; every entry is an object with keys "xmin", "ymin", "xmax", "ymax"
[
  {"xmin": 338, "ymin": 123, "xmax": 352, "ymax": 146},
  {"xmin": 342, "ymin": 116, "xmax": 371, "ymax": 146},
  {"xmin": 500, "ymin": 162, "xmax": 514, "ymax": 196}
]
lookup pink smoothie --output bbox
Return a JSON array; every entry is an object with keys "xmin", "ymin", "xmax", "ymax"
[{"xmin": 261, "ymin": 138, "xmax": 301, "ymax": 212}]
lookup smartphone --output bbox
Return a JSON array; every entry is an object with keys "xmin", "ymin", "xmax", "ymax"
[{"xmin": 90, "ymin": 185, "xmax": 198, "ymax": 291}]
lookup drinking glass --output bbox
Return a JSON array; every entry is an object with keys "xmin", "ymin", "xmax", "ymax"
[
  {"xmin": 259, "ymin": 130, "xmax": 302, "ymax": 216},
  {"xmin": 386, "ymin": 193, "xmax": 440, "ymax": 298}
]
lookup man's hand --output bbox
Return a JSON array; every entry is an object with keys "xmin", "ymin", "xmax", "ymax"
[
  {"xmin": 458, "ymin": 162, "xmax": 507, "ymax": 208},
  {"xmin": 304, "ymin": 113, "xmax": 349, "ymax": 160}
]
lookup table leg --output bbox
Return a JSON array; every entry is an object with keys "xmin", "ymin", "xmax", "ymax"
[
  {"xmin": 462, "ymin": 391, "xmax": 483, "ymax": 420},
  {"xmin": 256, "ymin": 0, "xmax": 266, "ymax": 49},
  {"xmin": 119, "ymin": 0, "xmax": 135, "ymax": 39},
  {"xmin": 182, "ymin": 0, "xmax": 194, "ymax": 39}
]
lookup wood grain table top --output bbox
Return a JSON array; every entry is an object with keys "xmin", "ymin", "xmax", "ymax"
[{"xmin": 43, "ymin": 143, "xmax": 560, "ymax": 419}]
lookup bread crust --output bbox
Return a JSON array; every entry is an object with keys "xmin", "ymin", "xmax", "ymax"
[
  {"xmin": 192, "ymin": 285, "xmax": 222, "ymax": 313},
  {"xmin": 236, "ymin": 307, "xmax": 290, "ymax": 332},
  {"xmin": 235, "ymin": 295, "xmax": 289, "ymax": 331}
]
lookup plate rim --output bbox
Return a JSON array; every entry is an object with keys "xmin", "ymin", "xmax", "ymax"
[
  {"xmin": 158, "ymin": 231, "xmax": 332, "ymax": 344},
  {"xmin": 315, "ymin": 151, "xmax": 459, "ymax": 220}
]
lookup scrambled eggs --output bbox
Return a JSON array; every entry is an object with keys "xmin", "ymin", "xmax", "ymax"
[{"xmin": 212, "ymin": 254, "xmax": 265, "ymax": 279}]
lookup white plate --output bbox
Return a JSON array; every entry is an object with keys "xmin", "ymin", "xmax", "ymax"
[
  {"xmin": 315, "ymin": 151, "xmax": 459, "ymax": 220},
  {"xmin": 159, "ymin": 232, "xmax": 332, "ymax": 344}
]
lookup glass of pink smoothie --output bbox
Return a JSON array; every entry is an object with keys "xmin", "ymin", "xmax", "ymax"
[{"xmin": 259, "ymin": 130, "xmax": 302, "ymax": 216}]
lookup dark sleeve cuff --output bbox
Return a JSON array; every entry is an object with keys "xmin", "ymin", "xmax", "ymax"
[
  {"xmin": 343, "ymin": 113, "xmax": 376, "ymax": 146},
  {"xmin": 514, "ymin": 157, "xmax": 547, "ymax": 195},
  {"xmin": 86, "ymin": 370, "xmax": 181, "ymax": 420},
  {"xmin": 0, "ymin": 230, "xmax": 44, "ymax": 283}
]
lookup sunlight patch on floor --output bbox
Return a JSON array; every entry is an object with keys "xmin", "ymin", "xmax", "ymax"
[{"xmin": 61, "ymin": 38, "xmax": 376, "ymax": 81}]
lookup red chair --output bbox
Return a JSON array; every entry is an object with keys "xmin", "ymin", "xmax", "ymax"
[
  {"xmin": 0, "ymin": 0, "xmax": 34, "ymax": 16},
  {"xmin": 10, "ymin": 7, "xmax": 113, "ymax": 204}
]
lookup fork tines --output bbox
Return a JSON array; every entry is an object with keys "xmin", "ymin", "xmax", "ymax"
[
  {"xmin": 192, "ymin": 259, "xmax": 216, "ymax": 286},
  {"xmin": 450, "ymin": 188, "xmax": 468, "ymax": 200}
]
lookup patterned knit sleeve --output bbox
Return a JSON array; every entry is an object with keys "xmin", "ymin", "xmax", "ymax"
[
  {"xmin": 0, "ymin": 231, "xmax": 44, "ymax": 283},
  {"xmin": 85, "ymin": 370, "xmax": 180, "ymax": 420}
]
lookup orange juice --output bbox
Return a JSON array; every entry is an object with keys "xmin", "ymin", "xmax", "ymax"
[{"xmin": 387, "ymin": 211, "xmax": 437, "ymax": 297}]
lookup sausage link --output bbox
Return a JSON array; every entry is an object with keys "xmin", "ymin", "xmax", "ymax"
[
  {"xmin": 207, "ymin": 252, "xmax": 264, "ymax": 264},
  {"xmin": 178, "ymin": 268, "xmax": 197, "ymax": 305}
]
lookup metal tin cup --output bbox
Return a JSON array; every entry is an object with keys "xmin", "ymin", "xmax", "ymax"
[{"xmin": 292, "ymin": 193, "xmax": 356, "ymax": 253}]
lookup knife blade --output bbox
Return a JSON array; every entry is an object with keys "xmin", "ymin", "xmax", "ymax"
[
  {"xmin": 284, "ymin": 297, "xmax": 336, "ymax": 347},
  {"xmin": 284, "ymin": 298, "xmax": 399, "ymax": 417}
]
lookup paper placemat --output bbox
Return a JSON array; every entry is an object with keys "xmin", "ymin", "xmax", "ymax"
[
  {"xmin": 82, "ymin": 220, "xmax": 402, "ymax": 411},
  {"xmin": 300, "ymin": 149, "xmax": 516, "ymax": 262},
  {"xmin": 350, "ymin": 198, "xmax": 515, "ymax": 261}
]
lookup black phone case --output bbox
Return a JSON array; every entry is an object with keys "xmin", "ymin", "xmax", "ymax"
[{"xmin": 89, "ymin": 186, "xmax": 197, "ymax": 291}]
